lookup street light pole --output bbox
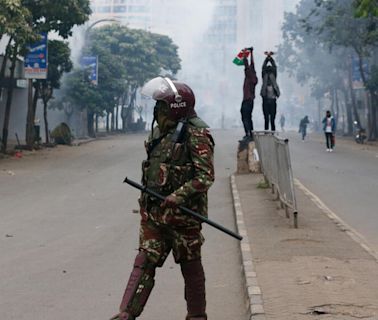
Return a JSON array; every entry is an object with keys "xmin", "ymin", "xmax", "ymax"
[{"xmin": 84, "ymin": 18, "xmax": 120, "ymax": 43}]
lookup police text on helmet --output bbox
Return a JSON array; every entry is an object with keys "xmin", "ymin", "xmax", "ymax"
[{"xmin": 170, "ymin": 102, "xmax": 187, "ymax": 108}]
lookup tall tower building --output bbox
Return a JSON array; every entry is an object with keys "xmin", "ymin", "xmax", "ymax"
[{"xmin": 90, "ymin": 0, "xmax": 152, "ymax": 30}]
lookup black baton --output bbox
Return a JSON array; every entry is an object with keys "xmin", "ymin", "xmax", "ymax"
[{"xmin": 124, "ymin": 177, "xmax": 242, "ymax": 241}]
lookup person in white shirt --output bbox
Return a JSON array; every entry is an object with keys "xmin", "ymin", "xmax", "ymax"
[{"xmin": 322, "ymin": 110, "xmax": 336, "ymax": 152}]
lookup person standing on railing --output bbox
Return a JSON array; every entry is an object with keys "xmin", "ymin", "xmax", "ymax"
[
  {"xmin": 240, "ymin": 47, "xmax": 258, "ymax": 141},
  {"xmin": 322, "ymin": 110, "xmax": 336, "ymax": 152},
  {"xmin": 260, "ymin": 52, "xmax": 280, "ymax": 131}
]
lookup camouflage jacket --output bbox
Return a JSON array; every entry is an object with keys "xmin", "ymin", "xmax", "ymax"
[{"xmin": 140, "ymin": 117, "xmax": 215, "ymax": 226}]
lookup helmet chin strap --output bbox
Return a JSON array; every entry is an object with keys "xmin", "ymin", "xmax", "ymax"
[{"xmin": 164, "ymin": 77, "xmax": 182, "ymax": 103}]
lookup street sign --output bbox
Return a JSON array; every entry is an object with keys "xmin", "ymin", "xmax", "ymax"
[
  {"xmin": 24, "ymin": 33, "xmax": 48, "ymax": 79},
  {"xmin": 80, "ymin": 56, "xmax": 98, "ymax": 85}
]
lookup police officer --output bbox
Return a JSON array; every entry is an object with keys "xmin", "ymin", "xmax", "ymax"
[{"xmin": 111, "ymin": 77, "xmax": 215, "ymax": 320}]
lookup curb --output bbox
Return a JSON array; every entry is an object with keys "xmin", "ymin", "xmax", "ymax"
[{"xmin": 230, "ymin": 174, "xmax": 266, "ymax": 320}]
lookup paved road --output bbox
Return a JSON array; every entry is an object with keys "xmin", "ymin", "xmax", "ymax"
[
  {"xmin": 284, "ymin": 131, "xmax": 378, "ymax": 252},
  {"xmin": 0, "ymin": 130, "xmax": 247, "ymax": 320}
]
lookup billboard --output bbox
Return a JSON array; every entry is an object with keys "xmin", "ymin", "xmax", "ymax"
[
  {"xmin": 80, "ymin": 56, "xmax": 98, "ymax": 85},
  {"xmin": 24, "ymin": 33, "xmax": 48, "ymax": 79}
]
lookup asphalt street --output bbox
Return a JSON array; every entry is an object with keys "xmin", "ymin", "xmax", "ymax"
[
  {"xmin": 0, "ymin": 130, "xmax": 247, "ymax": 320},
  {"xmin": 284, "ymin": 131, "xmax": 378, "ymax": 253},
  {"xmin": 1, "ymin": 128, "xmax": 378, "ymax": 320}
]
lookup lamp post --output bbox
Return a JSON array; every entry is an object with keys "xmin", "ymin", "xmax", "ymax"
[{"xmin": 84, "ymin": 18, "xmax": 120, "ymax": 43}]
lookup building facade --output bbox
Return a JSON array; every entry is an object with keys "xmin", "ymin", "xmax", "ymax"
[{"xmin": 91, "ymin": 0, "xmax": 152, "ymax": 30}]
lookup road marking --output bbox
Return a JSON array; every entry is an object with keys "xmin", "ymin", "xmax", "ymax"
[{"xmin": 294, "ymin": 178, "xmax": 378, "ymax": 262}]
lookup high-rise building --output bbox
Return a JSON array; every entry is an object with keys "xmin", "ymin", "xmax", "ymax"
[
  {"xmin": 90, "ymin": 0, "xmax": 152, "ymax": 30},
  {"xmin": 252, "ymin": 0, "xmax": 300, "ymax": 53}
]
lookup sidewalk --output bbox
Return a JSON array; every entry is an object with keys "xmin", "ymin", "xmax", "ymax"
[{"xmin": 232, "ymin": 173, "xmax": 378, "ymax": 320}]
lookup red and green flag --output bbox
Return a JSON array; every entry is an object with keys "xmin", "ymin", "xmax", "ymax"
[{"xmin": 233, "ymin": 49, "xmax": 250, "ymax": 66}]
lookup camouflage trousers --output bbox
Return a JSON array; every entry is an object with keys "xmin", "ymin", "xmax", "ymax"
[{"xmin": 139, "ymin": 212, "xmax": 205, "ymax": 265}]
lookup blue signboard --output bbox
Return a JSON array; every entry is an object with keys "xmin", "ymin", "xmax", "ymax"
[
  {"xmin": 80, "ymin": 56, "xmax": 98, "ymax": 85},
  {"xmin": 24, "ymin": 33, "xmax": 48, "ymax": 79}
]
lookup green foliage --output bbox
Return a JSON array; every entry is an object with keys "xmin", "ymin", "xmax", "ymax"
[
  {"xmin": 50, "ymin": 122, "xmax": 72, "ymax": 145},
  {"xmin": 355, "ymin": 0, "xmax": 378, "ymax": 17},
  {"xmin": 256, "ymin": 179, "xmax": 270, "ymax": 189},
  {"xmin": 0, "ymin": 0, "xmax": 37, "ymax": 51},
  {"xmin": 21, "ymin": 0, "xmax": 91, "ymax": 38},
  {"xmin": 277, "ymin": 1, "xmax": 350, "ymax": 99},
  {"xmin": 62, "ymin": 69, "xmax": 104, "ymax": 114},
  {"xmin": 35, "ymin": 40, "xmax": 73, "ymax": 102},
  {"xmin": 278, "ymin": 0, "xmax": 378, "ymax": 95},
  {"xmin": 64, "ymin": 24, "xmax": 181, "ymax": 118},
  {"xmin": 278, "ymin": 0, "xmax": 378, "ymax": 139},
  {"xmin": 46, "ymin": 40, "xmax": 73, "ymax": 90}
]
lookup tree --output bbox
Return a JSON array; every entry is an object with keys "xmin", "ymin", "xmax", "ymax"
[
  {"xmin": 310, "ymin": 0, "xmax": 378, "ymax": 139},
  {"xmin": 62, "ymin": 68, "xmax": 105, "ymax": 137},
  {"xmin": 277, "ymin": 0, "xmax": 378, "ymax": 138},
  {"xmin": 58, "ymin": 24, "xmax": 181, "ymax": 137},
  {"xmin": 75, "ymin": 24, "xmax": 181, "ymax": 135},
  {"xmin": 24, "ymin": 0, "xmax": 91, "ymax": 147},
  {"xmin": 0, "ymin": 0, "xmax": 37, "ymax": 153},
  {"xmin": 277, "ymin": 1, "xmax": 354, "ymax": 132},
  {"xmin": 34, "ymin": 40, "xmax": 72, "ymax": 144},
  {"xmin": 355, "ymin": 0, "xmax": 378, "ymax": 17}
]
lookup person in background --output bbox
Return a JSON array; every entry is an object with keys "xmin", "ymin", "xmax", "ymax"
[
  {"xmin": 299, "ymin": 115, "xmax": 310, "ymax": 140},
  {"xmin": 280, "ymin": 114, "xmax": 285, "ymax": 132},
  {"xmin": 260, "ymin": 52, "xmax": 280, "ymax": 131},
  {"xmin": 322, "ymin": 110, "xmax": 336, "ymax": 152},
  {"xmin": 240, "ymin": 47, "xmax": 258, "ymax": 140}
]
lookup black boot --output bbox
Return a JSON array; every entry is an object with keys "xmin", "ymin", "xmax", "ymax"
[{"xmin": 181, "ymin": 260, "xmax": 207, "ymax": 320}]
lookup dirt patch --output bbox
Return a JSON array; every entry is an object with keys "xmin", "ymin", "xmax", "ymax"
[{"xmin": 306, "ymin": 304, "xmax": 378, "ymax": 318}]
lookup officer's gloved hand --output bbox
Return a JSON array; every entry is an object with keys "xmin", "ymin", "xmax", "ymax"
[{"xmin": 161, "ymin": 194, "xmax": 178, "ymax": 209}]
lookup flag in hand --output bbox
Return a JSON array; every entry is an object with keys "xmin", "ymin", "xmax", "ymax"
[{"xmin": 233, "ymin": 49, "xmax": 250, "ymax": 66}]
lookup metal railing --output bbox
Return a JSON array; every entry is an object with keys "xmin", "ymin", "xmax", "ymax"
[{"xmin": 253, "ymin": 131, "xmax": 298, "ymax": 227}]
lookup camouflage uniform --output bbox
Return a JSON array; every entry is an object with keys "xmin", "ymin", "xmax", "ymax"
[
  {"xmin": 139, "ymin": 117, "xmax": 214, "ymax": 262},
  {"xmin": 115, "ymin": 116, "xmax": 214, "ymax": 320}
]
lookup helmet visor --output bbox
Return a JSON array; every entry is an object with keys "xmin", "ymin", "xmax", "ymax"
[{"xmin": 141, "ymin": 77, "xmax": 182, "ymax": 102}]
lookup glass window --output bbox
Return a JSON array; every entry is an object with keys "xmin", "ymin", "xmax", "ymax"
[
  {"xmin": 97, "ymin": 6, "xmax": 111, "ymax": 13},
  {"xmin": 128, "ymin": 5, "xmax": 146, "ymax": 13},
  {"xmin": 113, "ymin": 5, "xmax": 127, "ymax": 12}
]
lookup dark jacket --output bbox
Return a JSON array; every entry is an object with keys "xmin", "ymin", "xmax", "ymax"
[
  {"xmin": 299, "ymin": 117, "xmax": 309, "ymax": 131},
  {"xmin": 322, "ymin": 116, "xmax": 336, "ymax": 132},
  {"xmin": 243, "ymin": 56, "xmax": 258, "ymax": 101},
  {"xmin": 260, "ymin": 57, "xmax": 280, "ymax": 99}
]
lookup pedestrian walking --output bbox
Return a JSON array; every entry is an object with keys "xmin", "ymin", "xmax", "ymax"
[
  {"xmin": 299, "ymin": 115, "xmax": 310, "ymax": 140},
  {"xmin": 260, "ymin": 52, "xmax": 280, "ymax": 131},
  {"xmin": 239, "ymin": 47, "xmax": 258, "ymax": 140},
  {"xmin": 110, "ymin": 77, "xmax": 214, "ymax": 320},
  {"xmin": 280, "ymin": 114, "xmax": 285, "ymax": 132},
  {"xmin": 322, "ymin": 110, "xmax": 336, "ymax": 152}
]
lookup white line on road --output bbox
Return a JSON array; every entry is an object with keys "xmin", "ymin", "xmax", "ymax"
[{"xmin": 294, "ymin": 178, "xmax": 378, "ymax": 263}]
